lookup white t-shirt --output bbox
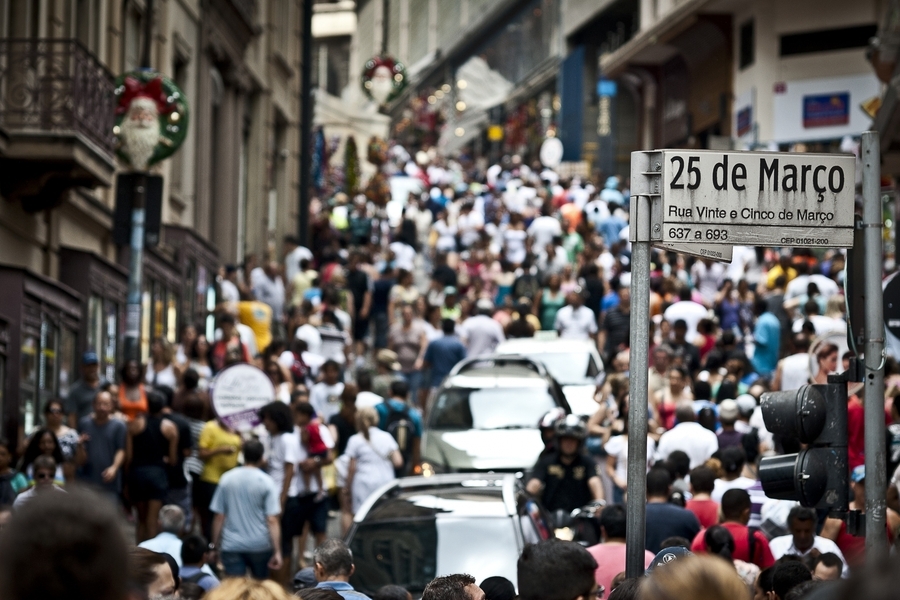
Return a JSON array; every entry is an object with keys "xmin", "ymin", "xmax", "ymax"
[
  {"xmin": 527, "ymin": 216, "xmax": 562, "ymax": 250},
  {"xmin": 433, "ymin": 221, "xmax": 457, "ymax": 252},
  {"xmin": 295, "ymin": 324, "xmax": 323, "ymax": 355},
  {"xmin": 267, "ymin": 431, "xmax": 302, "ymax": 492},
  {"xmin": 655, "ymin": 422, "xmax": 719, "ymax": 468},
  {"xmin": 503, "ymin": 229, "xmax": 528, "ymax": 264},
  {"xmin": 389, "ymin": 241, "xmax": 416, "ymax": 272},
  {"xmin": 554, "ymin": 305, "xmax": 598, "ymax": 340},
  {"xmin": 711, "ymin": 476, "xmax": 757, "ymax": 503},
  {"xmin": 310, "ymin": 382, "xmax": 345, "ymax": 423},
  {"xmin": 220, "ymin": 279, "xmax": 240, "ymax": 305},
  {"xmin": 457, "ymin": 211, "xmax": 484, "ymax": 248},
  {"xmin": 355, "ymin": 391, "xmax": 384, "ymax": 409},
  {"xmin": 663, "ymin": 301, "xmax": 708, "ymax": 343},
  {"xmin": 604, "ymin": 434, "xmax": 656, "ymax": 482},
  {"xmin": 285, "ymin": 246, "xmax": 314, "ymax": 282}
]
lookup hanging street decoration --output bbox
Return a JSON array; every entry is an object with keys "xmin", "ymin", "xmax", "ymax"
[
  {"xmin": 113, "ymin": 70, "xmax": 190, "ymax": 171},
  {"xmin": 361, "ymin": 54, "xmax": 408, "ymax": 106}
]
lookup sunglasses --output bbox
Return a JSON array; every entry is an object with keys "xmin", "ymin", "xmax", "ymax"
[
  {"xmin": 47, "ymin": 408, "xmax": 63, "ymax": 415},
  {"xmin": 34, "ymin": 472, "xmax": 53, "ymax": 480}
]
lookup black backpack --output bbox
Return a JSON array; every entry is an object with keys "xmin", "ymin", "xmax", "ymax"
[{"xmin": 384, "ymin": 403, "xmax": 413, "ymax": 476}]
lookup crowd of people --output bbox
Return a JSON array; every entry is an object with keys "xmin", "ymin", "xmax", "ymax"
[{"xmin": 1, "ymin": 143, "xmax": 899, "ymax": 599}]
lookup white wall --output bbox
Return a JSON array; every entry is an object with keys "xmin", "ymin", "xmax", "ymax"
[{"xmin": 733, "ymin": 0, "xmax": 880, "ymax": 145}]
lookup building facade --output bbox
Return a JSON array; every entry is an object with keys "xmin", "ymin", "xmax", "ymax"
[{"xmin": 0, "ymin": 0, "xmax": 306, "ymax": 444}]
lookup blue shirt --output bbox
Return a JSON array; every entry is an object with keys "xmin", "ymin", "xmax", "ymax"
[
  {"xmin": 209, "ymin": 466, "xmax": 281, "ymax": 553},
  {"xmin": 751, "ymin": 312, "xmax": 781, "ymax": 377},
  {"xmin": 180, "ymin": 566, "xmax": 220, "ymax": 591},
  {"xmin": 423, "ymin": 334, "xmax": 467, "ymax": 387},
  {"xmin": 375, "ymin": 399, "xmax": 423, "ymax": 437},
  {"xmin": 316, "ymin": 581, "xmax": 373, "ymax": 600}
]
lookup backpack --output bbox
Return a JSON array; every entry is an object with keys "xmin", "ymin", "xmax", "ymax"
[
  {"xmin": 183, "ymin": 571, "xmax": 207, "ymax": 585},
  {"xmin": 384, "ymin": 403, "xmax": 413, "ymax": 476}
]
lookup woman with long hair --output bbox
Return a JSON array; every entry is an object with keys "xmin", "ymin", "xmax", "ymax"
[
  {"xmin": 146, "ymin": 337, "xmax": 179, "ymax": 390},
  {"xmin": 188, "ymin": 334, "xmax": 213, "ymax": 390},
  {"xmin": 344, "ymin": 407, "xmax": 402, "ymax": 517},
  {"xmin": 18, "ymin": 428, "xmax": 65, "ymax": 486},
  {"xmin": 813, "ymin": 342, "xmax": 839, "ymax": 385},
  {"xmin": 119, "ymin": 359, "xmax": 148, "ymax": 421},
  {"xmin": 40, "ymin": 399, "xmax": 79, "ymax": 482}
]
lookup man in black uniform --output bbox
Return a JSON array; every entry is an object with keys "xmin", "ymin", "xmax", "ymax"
[{"xmin": 526, "ymin": 415, "xmax": 604, "ymax": 514}]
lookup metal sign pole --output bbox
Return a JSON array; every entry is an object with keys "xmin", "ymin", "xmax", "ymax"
[
  {"xmin": 625, "ymin": 154, "xmax": 652, "ymax": 577},
  {"xmin": 862, "ymin": 131, "xmax": 887, "ymax": 561}
]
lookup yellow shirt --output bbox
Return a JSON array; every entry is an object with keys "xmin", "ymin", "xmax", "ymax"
[
  {"xmin": 199, "ymin": 420, "xmax": 242, "ymax": 484},
  {"xmin": 237, "ymin": 300, "xmax": 273, "ymax": 354}
]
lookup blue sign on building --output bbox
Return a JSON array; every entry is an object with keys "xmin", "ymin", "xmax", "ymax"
[{"xmin": 803, "ymin": 92, "xmax": 850, "ymax": 128}]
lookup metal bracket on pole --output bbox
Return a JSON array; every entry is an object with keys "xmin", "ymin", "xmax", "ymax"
[{"xmin": 629, "ymin": 151, "xmax": 662, "ymax": 242}]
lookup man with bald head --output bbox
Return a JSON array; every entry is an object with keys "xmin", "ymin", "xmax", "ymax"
[{"xmin": 655, "ymin": 402, "xmax": 719, "ymax": 468}]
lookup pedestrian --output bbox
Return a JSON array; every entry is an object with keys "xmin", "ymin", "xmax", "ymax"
[
  {"xmin": 118, "ymin": 359, "xmax": 149, "ymax": 421},
  {"xmin": 0, "ymin": 441, "xmax": 27, "ymax": 504},
  {"xmin": 586, "ymin": 504, "xmax": 655, "ymax": 593},
  {"xmin": 128, "ymin": 548, "xmax": 178, "ymax": 599},
  {"xmin": 644, "ymin": 467, "xmax": 701, "ymax": 554},
  {"xmin": 655, "ymin": 402, "xmax": 718, "ymax": 468},
  {"xmin": 346, "ymin": 407, "xmax": 402, "ymax": 516},
  {"xmin": 13, "ymin": 455, "xmax": 65, "ymax": 508},
  {"xmin": 310, "ymin": 359, "xmax": 346, "ymax": 423},
  {"xmin": 517, "ymin": 540, "xmax": 598, "ymax": 600},
  {"xmin": 555, "ymin": 288, "xmax": 598, "ymax": 341},
  {"xmin": 75, "ymin": 389, "xmax": 126, "ymax": 501},
  {"xmin": 195, "ymin": 412, "xmax": 242, "ymax": 541},
  {"xmin": 180, "ymin": 533, "xmax": 221, "ymax": 591},
  {"xmin": 312, "ymin": 539, "xmax": 373, "ymax": 600},
  {"xmin": 422, "ymin": 319, "xmax": 467, "ymax": 391},
  {"xmin": 146, "ymin": 336, "xmax": 179, "ymax": 391},
  {"xmin": 0, "ymin": 488, "xmax": 129, "ymax": 600},
  {"xmin": 18, "ymin": 428, "xmax": 65, "ymax": 486},
  {"xmin": 388, "ymin": 303, "xmax": 429, "ymax": 403},
  {"xmin": 210, "ymin": 439, "xmax": 284, "ymax": 579},
  {"xmin": 211, "ymin": 313, "xmax": 251, "ymax": 374},
  {"xmin": 690, "ymin": 489, "xmax": 775, "ymax": 569},
  {"xmin": 459, "ymin": 299, "xmax": 505, "ymax": 356},
  {"xmin": 423, "ymin": 574, "xmax": 485, "ymax": 600},
  {"xmin": 375, "ymin": 380, "xmax": 423, "ymax": 476},
  {"xmin": 128, "ymin": 389, "xmax": 179, "ymax": 543},
  {"xmin": 64, "ymin": 351, "xmax": 105, "ymax": 427},
  {"xmin": 36, "ymin": 399, "xmax": 79, "ymax": 482},
  {"xmin": 137, "ymin": 504, "xmax": 187, "ymax": 562}
]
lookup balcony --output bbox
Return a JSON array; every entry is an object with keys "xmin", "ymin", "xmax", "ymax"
[{"xmin": 0, "ymin": 39, "xmax": 117, "ymax": 212}]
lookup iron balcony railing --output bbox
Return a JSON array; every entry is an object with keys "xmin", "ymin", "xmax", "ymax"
[{"xmin": 0, "ymin": 38, "xmax": 116, "ymax": 156}]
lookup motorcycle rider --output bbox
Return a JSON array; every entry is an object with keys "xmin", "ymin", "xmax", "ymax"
[{"xmin": 526, "ymin": 414, "xmax": 604, "ymax": 514}]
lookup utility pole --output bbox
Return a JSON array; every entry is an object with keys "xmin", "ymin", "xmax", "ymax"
[
  {"xmin": 298, "ymin": 0, "xmax": 313, "ymax": 246},
  {"xmin": 862, "ymin": 131, "xmax": 888, "ymax": 562},
  {"xmin": 123, "ymin": 0, "xmax": 154, "ymax": 362}
]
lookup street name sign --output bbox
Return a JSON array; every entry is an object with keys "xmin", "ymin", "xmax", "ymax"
[{"xmin": 655, "ymin": 150, "xmax": 855, "ymax": 248}]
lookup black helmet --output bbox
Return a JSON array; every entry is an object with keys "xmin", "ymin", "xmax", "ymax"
[
  {"xmin": 554, "ymin": 414, "xmax": 587, "ymax": 440},
  {"xmin": 539, "ymin": 407, "xmax": 566, "ymax": 430}
]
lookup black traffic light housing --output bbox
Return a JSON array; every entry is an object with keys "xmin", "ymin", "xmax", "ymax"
[{"xmin": 758, "ymin": 378, "xmax": 848, "ymax": 514}]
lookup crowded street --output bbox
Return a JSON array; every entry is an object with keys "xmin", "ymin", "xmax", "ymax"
[{"xmin": 3, "ymin": 1, "xmax": 900, "ymax": 600}]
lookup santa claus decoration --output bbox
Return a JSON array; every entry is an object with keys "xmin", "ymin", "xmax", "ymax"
[
  {"xmin": 361, "ymin": 55, "xmax": 407, "ymax": 106},
  {"xmin": 113, "ymin": 71, "xmax": 189, "ymax": 171}
]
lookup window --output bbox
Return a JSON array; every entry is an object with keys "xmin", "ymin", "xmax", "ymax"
[
  {"xmin": 123, "ymin": 2, "xmax": 143, "ymax": 71},
  {"xmin": 779, "ymin": 24, "xmax": 877, "ymax": 57},
  {"xmin": 59, "ymin": 328, "xmax": 76, "ymax": 400},
  {"xmin": 104, "ymin": 301, "xmax": 119, "ymax": 382},
  {"xmin": 20, "ymin": 332, "xmax": 38, "ymax": 434},
  {"xmin": 739, "ymin": 20, "xmax": 754, "ymax": 70}
]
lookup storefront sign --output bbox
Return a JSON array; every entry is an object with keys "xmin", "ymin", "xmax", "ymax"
[
  {"xmin": 737, "ymin": 106, "xmax": 753, "ymax": 138},
  {"xmin": 211, "ymin": 364, "xmax": 275, "ymax": 432},
  {"xmin": 657, "ymin": 150, "xmax": 855, "ymax": 247},
  {"xmin": 803, "ymin": 93, "xmax": 850, "ymax": 128}
]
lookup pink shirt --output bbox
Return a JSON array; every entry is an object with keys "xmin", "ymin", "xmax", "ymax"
[{"xmin": 587, "ymin": 543, "xmax": 655, "ymax": 593}]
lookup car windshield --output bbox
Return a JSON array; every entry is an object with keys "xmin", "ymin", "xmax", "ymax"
[
  {"xmin": 349, "ymin": 490, "xmax": 520, "ymax": 595},
  {"xmin": 430, "ymin": 387, "xmax": 557, "ymax": 430},
  {"xmin": 517, "ymin": 352, "xmax": 599, "ymax": 384}
]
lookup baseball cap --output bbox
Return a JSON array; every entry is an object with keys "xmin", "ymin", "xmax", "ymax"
[
  {"xmin": 82, "ymin": 351, "xmax": 99, "ymax": 365},
  {"xmin": 292, "ymin": 567, "xmax": 317, "ymax": 591},
  {"xmin": 476, "ymin": 298, "xmax": 495, "ymax": 312},
  {"xmin": 376, "ymin": 349, "xmax": 401, "ymax": 371},
  {"xmin": 851, "ymin": 465, "xmax": 865, "ymax": 483},
  {"xmin": 646, "ymin": 547, "xmax": 693, "ymax": 574},
  {"xmin": 444, "ymin": 286, "xmax": 458, "ymax": 295}
]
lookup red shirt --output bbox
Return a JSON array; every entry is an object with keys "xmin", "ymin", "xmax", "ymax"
[
  {"xmin": 690, "ymin": 521, "xmax": 775, "ymax": 569},
  {"xmin": 848, "ymin": 395, "xmax": 865, "ymax": 470},
  {"xmin": 686, "ymin": 498, "xmax": 720, "ymax": 529}
]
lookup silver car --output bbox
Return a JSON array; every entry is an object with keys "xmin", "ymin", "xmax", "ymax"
[
  {"xmin": 346, "ymin": 474, "xmax": 553, "ymax": 596},
  {"xmin": 495, "ymin": 338, "xmax": 605, "ymax": 417},
  {"xmin": 421, "ymin": 356, "xmax": 570, "ymax": 474}
]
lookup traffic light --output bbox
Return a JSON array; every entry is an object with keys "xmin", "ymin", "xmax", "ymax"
[{"xmin": 758, "ymin": 383, "xmax": 849, "ymax": 512}]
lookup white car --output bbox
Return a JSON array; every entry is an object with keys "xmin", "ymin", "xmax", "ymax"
[{"xmin": 495, "ymin": 338, "xmax": 605, "ymax": 417}]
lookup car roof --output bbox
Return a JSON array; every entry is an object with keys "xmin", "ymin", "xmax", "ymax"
[
  {"xmin": 443, "ymin": 373, "xmax": 550, "ymax": 388},
  {"xmin": 354, "ymin": 474, "xmax": 520, "ymax": 522},
  {"xmin": 496, "ymin": 338, "xmax": 599, "ymax": 353}
]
